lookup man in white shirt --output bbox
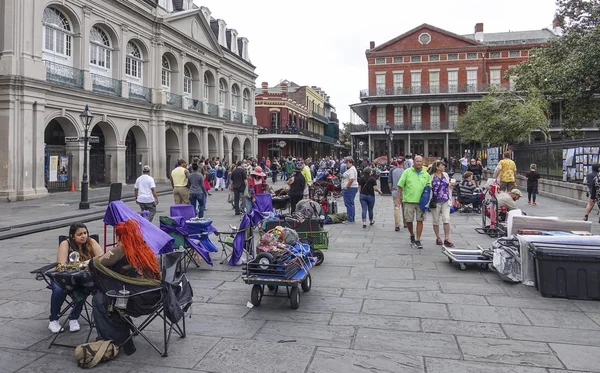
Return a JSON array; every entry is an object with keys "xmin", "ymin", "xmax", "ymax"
[
  {"xmin": 134, "ymin": 165, "xmax": 159, "ymax": 222},
  {"xmin": 341, "ymin": 157, "xmax": 359, "ymax": 223},
  {"xmin": 460, "ymin": 154, "xmax": 469, "ymax": 174}
]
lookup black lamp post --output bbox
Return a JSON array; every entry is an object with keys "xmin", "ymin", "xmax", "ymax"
[
  {"xmin": 79, "ymin": 104, "xmax": 94, "ymax": 210},
  {"xmin": 384, "ymin": 121, "xmax": 393, "ymax": 167}
]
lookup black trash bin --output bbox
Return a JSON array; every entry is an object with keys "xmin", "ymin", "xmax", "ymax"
[{"xmin": 379, "ymin": 171, "xmax": 391, "ymax": 196}]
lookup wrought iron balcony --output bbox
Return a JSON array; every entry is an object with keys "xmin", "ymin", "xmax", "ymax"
[
  {"xmin": 165, "ymin": 91, "xmax": 183, "ymax": 108},
  {"xmin": 260, "ymin": 126, "xmax": 323, "ymax": 140},
  {"xmin": 321, "ymin": 134, "xmax": 336, "ymax": 144},
  {"xmin": 187, "ymin": 98, "xmax": 203, "ymax": 112},
  {"xmin": 359, "ymin": 83, "xmax": 512, "ymax": 98},
  {"xmin": 207, "ymin": 103, "xmax": 219, "ymax": 117},
  {"xmin": 311, "ymin": 111, "xmax": 329, "ymax": 124},
  {"xmin": 222, "ymin": 108, "xmax": 231, "ymax": 120},
  {"xmin": 232, "ymin": 111, "xmax": 243, "ymax": 123},
  {"xmin": 243, "ymin": 114, "xmax": 253, "ymax": 125},
  {"xmin": 128, "ymin": 83, "xmax": 151, "ymax": 103},
  {"xmin": 44, "ymin": 61, "xmax": 84, "ymax": 89},
  {"xmin": 91, "ymin": 74, "xmax": 122, "ymax": 97},
  {"xmin": 348, "ymin": 122, "xmax": 457, "ymax": 132}
]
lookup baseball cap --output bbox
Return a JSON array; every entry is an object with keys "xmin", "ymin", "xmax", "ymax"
[
  {"xmin": 142, "ymin": 165, "xmax": 151, "ymax": 172},
  {"xmin": 510, "ymin": 189, "xmax": 522, "ymax": 197}
]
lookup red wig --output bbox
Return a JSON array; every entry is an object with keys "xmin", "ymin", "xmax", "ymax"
[{"xmin": 115, "ymin": 219, "xmax": 160, "ymax": 279}]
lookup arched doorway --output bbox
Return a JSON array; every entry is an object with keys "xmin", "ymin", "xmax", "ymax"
[
  {"xmin": 125, "ymin": 126, "xmax": 147, "ymax": 183},
  {"xmin": 89, "ymin": 125, "xmax": 109, "ymax": 186},
  {"xmin": 165, "ymin": 128, "xmax": 180, "ymax": 178},
  {"xmin": 207, "ymin": 133, "xmax": 217, "ymax": 158},
  {"xmin": 231, "ymin": 137, "xmax": 241, "ymax": 162},
  {"xmin": 222, "ymin": 136, "xmax": 229, "ymax": 164},
  {"xmin": 188, "ymin": 132, "xmax": 201, "ymax": 163},
  {"xmin": 44, "ymin": 118, "xmax": 77, "ymax": 192},
  {"xmin": 244, "ymin": 138, "xmax": 252, "ymax": 159}
]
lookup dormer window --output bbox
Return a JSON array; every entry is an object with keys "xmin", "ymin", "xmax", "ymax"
[
  {"xmin": 241, "ymin": 38, "xmax": 249, "ymax": 60},
  {"xmin": 217, "ymin": 20, "xmax": 227, "ymax": 47},
  {"xmin": 231, "ymin": 31, "xmax": 238, "ymax": 54}
]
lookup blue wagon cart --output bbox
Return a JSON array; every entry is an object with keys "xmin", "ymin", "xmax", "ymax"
[{"xmin": 242, "ymin": 257, "xmax": 313, "ymax": 309}]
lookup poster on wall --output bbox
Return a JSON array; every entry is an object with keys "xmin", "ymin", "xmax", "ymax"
[
  {"xmin": 49, "ymin": 156, "xmax": 58, "ymax": 182},
  {"xmin": 487, "ymin": 147, "xmax": 499, "ymax": 170},
  {"xmin": 58, "ymin": 156, "xmax": 69, "ymax": 182}
]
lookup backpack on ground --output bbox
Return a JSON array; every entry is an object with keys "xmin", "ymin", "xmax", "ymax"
[{"xmin": 75, "ymin": 340, "xmax": 119, "ymax": 368}]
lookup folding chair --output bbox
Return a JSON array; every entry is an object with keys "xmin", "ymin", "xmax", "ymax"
[
  {"xmin": 170, "ymin": 204, "xmax": 195, "ymax": 220},
  {"xmin": 30, "ymin": 234, "xmax": 99, "ymax": 349},
  {"xmin": 217, "ymin": 214, "xmax": 255, "ymax": 265},
  {"xmin": 92, "ymin": 250, "xmax": 192, "ymax": 357},
  {"xmin": 159, "ymin": 216, "xmax": 214, "ymax": 270}
]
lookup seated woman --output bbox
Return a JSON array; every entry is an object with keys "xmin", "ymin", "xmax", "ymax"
[
  {"xmin": 91, "ymin": 219, "xmax": 161, "ymax": 355},
  {"xmin": 458, "ymin": 172, "xmax": 482, "ymax": 209},
  {"xmin": 49, "ymin": 223, "xmax": 103, "ymax": 334}
]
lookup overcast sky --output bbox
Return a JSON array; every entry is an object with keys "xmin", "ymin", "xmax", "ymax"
[{"xmin": 195, "ymin": 0, "xmax": 557, "ymax": 124}]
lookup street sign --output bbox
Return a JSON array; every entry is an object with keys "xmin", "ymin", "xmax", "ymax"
[
  {"xmin": 64, "ymin": 136, "xmax": 100, "ymax": 144},
  {"xmin": 278, "ymin": 141, "xmax": 286, "ymax": 148},
  {"xmin": 65, "ymin": 136, "xmax": 79, "ymax": 143},
  {"xmin": 88, "ymin": 136, "xmax": 100, "ymax": 144},
  {"xmin": 359, "ymin": 141, "xmax": 364, "ymax": 146}
]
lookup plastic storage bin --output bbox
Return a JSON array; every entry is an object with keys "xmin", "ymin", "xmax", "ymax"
[{"xmin": 530, "ymin": 243, "xmax": 600, "ymax": 300}]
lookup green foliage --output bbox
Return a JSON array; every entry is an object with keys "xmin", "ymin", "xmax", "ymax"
[
  {"xmin": 509, "ymin": 0, "xmax": 600, "ymax": 131},
  {"xmin": 341, "ymin": 122, "xmax": 352, "ymax": 146},
  {"xmin": 455, "ymin": 90, "xmax": 550, "ymax": 145}
]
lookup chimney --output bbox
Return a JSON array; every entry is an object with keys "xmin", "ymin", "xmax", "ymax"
[
  {"xmin": 369, "ymin": 41, "xmax": 375, "ymax": 49},
  {"xmin": 261, "ymin": 82, "xmax": 268, "ymax": 94},
  {"xmin": 281, "ymin": 81, "xmax": 288, "ymax": 97},
  {"xmin": 474, "ymin": 23, "xmax": 484, "ymax": 42},
  {"xmin": 552, "ymin": 17, "xmax": 563, "ymax": 36}
]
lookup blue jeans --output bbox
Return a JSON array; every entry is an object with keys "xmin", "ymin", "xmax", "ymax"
[
  {"xmin": 343, "ymin": 187, "xmax": 358, "ymax": 222},
  {"xmin": 360, "ymin": 194, "xmax": 375, "ymax": 222},
  {"xmin": 461, "ymin": 165, "xmax": 467, "ymax": 173},
  {"xmin": 245, "ymin": 197, "xmax": 254, "ymax": 214},
  {"xmin": 189, "ymin": 193, "xmax": 206, "ymax": 218},
  {"xmin": 50, "ymin": 282, "xmax": 84, "ymax": 321}
]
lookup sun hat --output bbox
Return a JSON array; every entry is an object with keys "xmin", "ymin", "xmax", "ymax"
[{"xmin": 251, "ymin": 166, "xmax": 266, "ymax": 176}]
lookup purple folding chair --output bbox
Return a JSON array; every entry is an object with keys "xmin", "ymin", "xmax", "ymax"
[{"xmin": 170, "ymin": 204, "xmax": 196, "ymax": 220}]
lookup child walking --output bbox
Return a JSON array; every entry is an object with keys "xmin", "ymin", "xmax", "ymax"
[{"xmin": 525, "ymin": 164, "xmax": 541, "ymax": 205}]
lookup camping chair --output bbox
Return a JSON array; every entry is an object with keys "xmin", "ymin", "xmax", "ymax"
[
  {"xmin": 91, "ymin": 250, "xmax": 192, "ymax": 357},
  {"xmin": 217, "ymin": 213, "xmax": 255, "ymax": 265},
  {"xmin": 29, "ymin": 234, "xmax": 100, "ymax": 349},
  {"xmin": 159, "ymin": 216, "xmax": 214, "ymax": 270},
  {"xmin": 170, "ymin": 204, "xmax": 196, "ymax": 220}
]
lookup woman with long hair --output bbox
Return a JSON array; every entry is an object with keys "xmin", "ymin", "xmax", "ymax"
[
  {"xmin": 358, "ymin": 167, "xmax": 382, "ymax": 228},
  {"xmin": 48, "ymin": 223, "xmax": 103, "ymax": 334},
  {"xmin": 428, "ymin": 160, "xmax": 455, "ymax": 247}
]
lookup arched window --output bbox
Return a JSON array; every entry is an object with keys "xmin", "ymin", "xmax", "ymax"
[
  {"xmin": 203, "ymin": 73, "xmax": 210, "ymax": 102},
  {"xmin": 231, "ymin": 85, "xmax": 240, "ymax": 111},
  {"xmin": 125, "ymin": 42, "xmax": 142, "ymax": 79},
  {"xmin": 42, "ymin": 7, "xmax": 72, "ymax": 58},
  {"xmin": 218, "ymin": 79, "xmax": 227, "ymax": 106},
  {"xmin": 243, "ymin": 89, "xmax": 250, "ymax": 113},
  {"xmin": 184, "ymin": 66, "xmax": 192, "ymax": 96},
  {"xmin": 161, "ymin": 56, "xmax": 171, "ymax": 90},
  {"xmin": 89, "ymin": 26, "xmax": 111, "ymax": 69}
]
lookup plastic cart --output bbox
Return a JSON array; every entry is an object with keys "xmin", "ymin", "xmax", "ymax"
[{"xmin": 296, "ymin": 230, "xmax": 328, "ymax": 266}]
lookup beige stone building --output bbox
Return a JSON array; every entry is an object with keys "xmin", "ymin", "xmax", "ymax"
[{"xmin": 0, "ymin": 0, "xmax": 258, "ymax": 200}]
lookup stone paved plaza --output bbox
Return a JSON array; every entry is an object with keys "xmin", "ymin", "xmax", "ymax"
[{"xmin": 1, "ymin": 185, "xmax": 600, "ymax": 373}]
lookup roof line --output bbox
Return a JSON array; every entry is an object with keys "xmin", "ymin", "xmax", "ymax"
[{"xmin": 370, "ymin": 23, "xmax": 482, "ymax": 52}]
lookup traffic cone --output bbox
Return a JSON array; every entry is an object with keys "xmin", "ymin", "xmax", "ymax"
[{"xmin": 70, "ymin": 182, "xmax": 75, "ymax": 192}]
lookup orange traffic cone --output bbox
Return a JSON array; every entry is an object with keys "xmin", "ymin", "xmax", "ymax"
[{"xmin": 70, "ymin": 182, "xmax": 75, "ymax": 192}]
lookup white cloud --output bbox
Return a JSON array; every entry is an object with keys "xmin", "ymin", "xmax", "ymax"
[{"xmin": 195, "ymin": 0, "xmax": 557, "ymax": 124}]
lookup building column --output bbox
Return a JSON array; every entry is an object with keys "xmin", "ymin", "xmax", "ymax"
[
  {"xmin": 199, "ymin": 62, "xmax": 206, "ymax": 114},
  {"xmin": 423, "ymin": 137, "xmax": 429, "ymax": 157},
  {"xmin": 201, "ymin": 127, "xmax": 209, "ymax": 159},
  {"xmin": 218, "ymin": 129, "xmax": 224, "ymax": 158},
  {"xmin": 444, "ymin": 133, "xmax": 449, "ymax": 158},
  {"xmin": 181, "ymin": 124, "xmax": 189, "ymax": 162},
  {"xmin": 216, "ymin": 69, "xmax": 222, "ymax": 117},
  {"xmin": 104, "ymin": 145, "xmax": 127, "ymax": 184},
  {"xmin": 157, "ymin": 119, "xmax": 167, "ymax": 182},
  {"xmin": 407, "ymin": 133, "xmax": 411, "ymax": 155}
]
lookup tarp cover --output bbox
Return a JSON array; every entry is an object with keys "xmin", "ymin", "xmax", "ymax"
[{"xmin": 104, "ymin": 201, "xmax": 174, "ymax": 255}]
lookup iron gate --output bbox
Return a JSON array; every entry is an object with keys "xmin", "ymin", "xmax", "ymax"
[
  {"xmin": 126, "ymin": 154, "xmax": 142, "ymax": 184},
  {"xmin": 90, "ymin": 154, "xmax": 111, "ymax": 186}
]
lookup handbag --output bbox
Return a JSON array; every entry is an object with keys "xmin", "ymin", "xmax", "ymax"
[{"xmin": 75, "ymin": 340, "xmax": 119, "ymax": 369}]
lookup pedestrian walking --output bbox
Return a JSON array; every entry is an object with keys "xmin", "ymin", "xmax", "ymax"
[
  {"xmin": 494, "ymin": 152, "xmax": 517, "ymax": 192},
  {"xmin": 583, "ymin": 163, "xmax": 599, "ymax": 221},
  {"xmin": 215, "ymin": 164, "xmax": 226, "ymax": 191},
  {"xmin": 341, "ymin": 157, "xmax": 359, "ymax": 223},
  {"xmin": 395, "ymin": 155, "xmax": 432, "ymax": 249},
  {"xmin": 287, "ymin": 166, "xmax": 306, "ymax": 213},
  {"xmin": 170, "ymin": 158, "xmax": 190, "ymax": 204},
  {"xmin": 525, "ymin": 164, "xmax": 541, "ymax": 206},
  {"xmin": 388, "ymin": 158, "xmax": 406, "ymax": 231},
  {"xmin": 188, "ymin": 163, "xmax": 208, "ymax": 218},
  {"xmin": 229, "ymin": 161, "xmax": 247, "ymax": 215},
  {"xmin": 134, "ymin": 165, "xmax": 158, "ymax": 222},
  {"xmin": 429, "ymin": 160, "xmax": 454, "ymax": 247},
  {"xmin": 359, "ymin": 167, "xmax": 382, "ymax": 228}
]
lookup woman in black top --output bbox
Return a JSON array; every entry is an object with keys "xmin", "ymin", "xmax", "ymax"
[
  {"xmin": 287, "ymin": 167, "xmax": 306, "ymax": 213},
  {"xmin": 525, "ymin": 163, "xmax": 541, "ymax": 205},
  {"xmin": 358, "ymin": 167, "xmax": 382, "ymax": 228},
  {"xmin": 467, "ymin": 159, "xmax": 483, "ymax": 186}
]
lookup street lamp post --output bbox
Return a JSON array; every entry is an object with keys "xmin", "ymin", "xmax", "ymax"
[
  {"xmin": 384, "ymin": 122, "xmax": 393, "ymax": 167},
  {"xmin": 79, "ymin": 105, "xmax": 94, "ymax": 210}
]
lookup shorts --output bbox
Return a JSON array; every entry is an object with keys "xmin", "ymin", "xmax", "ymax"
[
  {"xmin": 500, "ymin": 181, "xmax": 515, "ymax": 192},
  {"xmin": 404, "ymin": 202, "xmax": 425, "ymax": 222},
  {"xmin": 431, "ymin": 201, "xmax": 451, "ymax": 225}
]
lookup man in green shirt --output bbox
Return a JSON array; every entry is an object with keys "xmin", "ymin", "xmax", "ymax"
[{"xmin": 395, "ymin": 155, "xmax": 432, "ymax": 249}]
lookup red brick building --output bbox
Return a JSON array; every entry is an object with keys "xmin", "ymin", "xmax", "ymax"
[
  {"xmin": 256, "ymin": 81, "xmax": 338, "ymax": 159},
  {"xmin": 350, "ymin": 22, "xmax": 560, "ymax": 159}
]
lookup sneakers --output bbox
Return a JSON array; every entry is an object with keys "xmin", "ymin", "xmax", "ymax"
[
  {"xmin": 532, "ymin": 202, "xmax": 537, "ymax": 206},
  {"xmin": 69, "ymin": 319, "xmax": 80, "ymax": 332},
  {"xmin": 436, "ymin": 238, "xmax": 443, "ymax": 246},
  {"xmin": 48, "ymin": 320, "xmax": 64, "ymax": 334},
  {"xmin": 527, "ymin": 200, "xmax": 531, "ymax": 204},
  {"xmin": 410, "ymin": 235, "xmax": 416, "ymax": 244},
  {"xmin": 415, "ymin": 240, "xmax": 423, "ymax": 249},
  {"xmin": 584, "ymin": 215, "xmax": 589, "ymax": 221},
  {"xmin": 395, "ymin": 227, "xmax": 400, "ymax": 232}
]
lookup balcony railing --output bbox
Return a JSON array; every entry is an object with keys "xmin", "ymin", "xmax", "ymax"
[
  {"xmin": 348, "ymin": 122, "xmax": 457, "ymax": 132},
  {"xmin": 259, "ymin": 126, "xmax": 324, "ymax": 140},
  {"xmin": 91, "ymin": 74, "xmax": 122, "ymax": 97},
  {"xmin": 321, "ymin": 134, "xmax": 336, "ymax": 144},
  {"xmin": 359, "ymin": 83, "xmax": 512, "ymax": 98},
  {"xmin": 128, "ymin": 83, "xmax": 151, "ymax": 103},
  {"xmin": 207, "ymin": 103, "xmax": 219, "ymax": 117},
  {"xmin": 187, "ymin": 98, "xmax": 203, "ymax": 112},
  {"xmin": 232, "ymin": 111, "xmax": 243, "ymax": 123},
  {"xmin": 311, "ymin": 111, "xmax": 329, "ymax": 123},
  {"xmin": 45, "ymin": 61, "xmax": 84, "ymax": 89},
  {"xmin": 244, "ymin": 114, "xmax": 253, "ymax": 125},
  {"xmin": 222, "ymin": 108, "xmax": 231, "ymax": 120},
  {"xmin": 165, "ymin": 91, "xmax": 183, "ymax": 108}
]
